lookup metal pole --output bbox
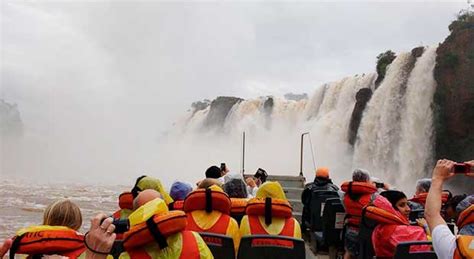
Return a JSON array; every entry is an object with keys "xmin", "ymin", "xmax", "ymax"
[
  {"xmin": 300, "ymin": 132, "xmax": 309, "ymax": 176},
  {"xmin": 242, "ymin": 131, "xmax": 246, "ymax": 175}
]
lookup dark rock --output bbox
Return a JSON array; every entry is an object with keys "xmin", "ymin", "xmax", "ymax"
[
  {"xmin": 204, "ymin": 96, "xmax": 243, "ymax": 128},
  {"xmin": 263, "ymin": 96, "xmax": 274, "ymax": 130},
  {"xmin": 374, "ymin": 50, "xmax": 397, "ymax": 88},
  {"xmin": 348, "ymin": 88, "xmax": 372, "ymax": 146},
  {"xmin": 284, "ymin": 93, "xmax": 308, "ymax": 101},
  {"xmin": 263, "ymin": 96, "xmax": 274, "ymax": 116},
  {"xmin": 411, "ymin": 46, "xmax": 425, "ymax": 58},
  {"xmin": 0, "ymin": 99, "xmax": 23, "ymax": 138},
  {"xmin": 433, "ymin": 12, "xmax": 474, "ymax": 163},
  {"xmin": 191, "ymin": 99, "xmax": 210, "ymax": 114}
]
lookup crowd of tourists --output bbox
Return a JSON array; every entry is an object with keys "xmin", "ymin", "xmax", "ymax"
[{"xmin": 0, "ymin": 160, "xmax": 472, "ymax": 259}]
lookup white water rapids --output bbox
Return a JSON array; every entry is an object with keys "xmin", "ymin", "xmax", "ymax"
[{"xmin": 164, "ymin": 47, "xmax": 438, "ymax": 191}]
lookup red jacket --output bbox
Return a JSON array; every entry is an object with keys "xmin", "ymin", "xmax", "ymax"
[{"xmin": 371, "ymin": 196, "xmax": 429, "ymax": 258}]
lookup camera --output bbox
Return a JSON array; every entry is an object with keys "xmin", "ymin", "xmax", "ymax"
[
  {"xmin": 453, "ymin": 163, "xmax": 472, "ymax": 174},
  {"xmin": 100, "ymin": 217, "xmax": 130, "ymax": 234},
  {"xmin": 375, "ymin": 182, "xmax": 385, "ymax": 189}
]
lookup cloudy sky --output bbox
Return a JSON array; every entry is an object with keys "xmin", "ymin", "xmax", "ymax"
[{"xmin": 0, "ymin": 0, "xmax": 468, "ymax": 183}]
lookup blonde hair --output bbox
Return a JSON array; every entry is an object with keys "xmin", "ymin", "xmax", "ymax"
[{"xmin": 43, "ymin": 199, "xmax": 82, "ymax": 230}]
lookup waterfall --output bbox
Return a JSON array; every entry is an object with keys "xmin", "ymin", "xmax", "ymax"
[
  {"xmin": 398, "ymin": 47, "xmax": 437, "ymax": 184},
  {"xmin": 353, "ymin": 52, "xmax": 415, "ymax": 182},
  {"xmin": 163, "ymin": 49, "xmax": 437, "ymax": 188}
]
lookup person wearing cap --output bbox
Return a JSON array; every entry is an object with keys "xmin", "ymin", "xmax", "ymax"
[
  {"xmin": 246, "ymin": 168, "xmax": 268, "ymax": 197},
  {"xmin": 169, "ymin": 181, "xmax": 193, "ymax": 201},
  {"xmin": 301, "ymin": 167, "xmax": 339, "ymax": 231}
]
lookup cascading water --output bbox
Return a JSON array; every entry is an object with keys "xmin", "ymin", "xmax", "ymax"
[
  {"xmin": 353, "ymin": 52, "xmax": 415, "ymax": 183},
  {"xmin": 161, "ymin": 48, "xmax": 437, "ymax": 189},
  {"xmin": 397, "ymin": 47, "xmax": 437, "ymax": 184}
]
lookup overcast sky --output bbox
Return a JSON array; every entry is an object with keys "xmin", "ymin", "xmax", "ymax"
[{"xmin": 0, "ymin": 0, "xmax": 469, "ymax": 182}]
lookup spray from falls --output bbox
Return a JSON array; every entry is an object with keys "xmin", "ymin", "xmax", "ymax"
[{"xmin": 160, "ymin": 48, "xmax": 438, "ymax": 189}]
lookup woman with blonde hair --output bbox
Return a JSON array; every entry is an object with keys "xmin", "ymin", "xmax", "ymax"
[
  {"xmin": 43, "ymin": 199, "xmax": 83, "ymax": 230},
  {"xmin": 2, "ymin": 199, "xmax": 85, "ymax": 258}
]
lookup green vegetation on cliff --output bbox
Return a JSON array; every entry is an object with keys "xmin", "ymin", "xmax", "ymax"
[
  {"xmin": 434, "ymin": 10, "xmax": 474, "ymax": 163},
  {"xmin": 375, "ymin": 50, "xmax": 397, "ymax": 87}
]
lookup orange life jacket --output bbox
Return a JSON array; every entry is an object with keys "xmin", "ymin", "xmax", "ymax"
[
  {"xmin": 364, "ymin": 206, "xmax": 408, "ymax": 226},
  {"xmin": 454, "ymin": 235, "xmax": 474, "ymax": 259},
  {"xmin": 409, "ymin": 191, "xmax": 450, "ymax": 206},
  {"xmin": 453, "ymin": 205, "xmax": 474, "ymax": 259},
  {"xmin": 186, "ymin": 212, "xmax": 231, "ymax": 235},
  {"xmin": 9, "ymin": 226, "xmax": 85, "ymax": 259},
  {"xmin": 341, "ymin": 181, "xmax": 377, "ymax": 228},
  {"xmin": 457, "ymin": 204, "xmax": 474, "ymax": 229},
  {"xmin": 122, "ymin": 210, "xmax": 187, "ymax": 251},
  {"xmin": 230, "ymin": 198, "xmax": 247, "ymax": 217},
  {"xmin": 183, "ymin": 188, "xmax": 232, "ymax": 234},
  {"xmin": 246, "ymin": 197, "xmax": 295, "ymax": 247},
  {"xmin": 183, "ymin": 188, "xmax": 231, "ymax": 214},
  {"xmin": 126, "ymin": 230, "xmax": 201, "ymax": 259},
  {"xmin": 169, "ymin": 200, "xmax": 184, "ymax": 211},
  {"xmin": 119, "ymin": 191, "xmax": 134, "ymax": 210}
]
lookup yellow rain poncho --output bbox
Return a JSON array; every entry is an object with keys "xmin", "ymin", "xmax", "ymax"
[
  {"xmin": 120, "ymin": 198, "xmax": 213, "ymax": 259},
  {"xmin": 240, "ymin": 181, "xmax": 301, "ymax": 238},
  {"xmin": 135, "ymin": 176, "xmax": 174, "ymax": 205}
]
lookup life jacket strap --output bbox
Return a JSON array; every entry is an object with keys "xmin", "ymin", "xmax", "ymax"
[
  {"xmin": 9, "ymin": 234, "xmax": 24, "ymax": 259},
  {"xmin": 265, "ymin": 197, "xmax": 272, "ymax": 225},
  {"xmin": 205, "ymin": 188, "xmax": 213, "ymax": 213},
  {"xmin": 146, "ymin": 217, "xmax": 168, "ymax": 249}
]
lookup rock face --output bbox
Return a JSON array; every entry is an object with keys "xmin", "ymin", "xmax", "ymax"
[
  {"xmin": 284, "ymin": 93, "xmax": 308, "ymax": 101},
  {"xmin": 348, "ymin": 88, "xmax": 373, "ymax": 146},
  {"xmin": 263, "ymin": 97, "xmax": 274, "ymax": 129},
  {"xmin": 204, "ymin": 96, "xmax": 243, "ymax": 128},
  {"xmin": 433, "ymin": 13, "xmax": 474, "ymax": 162},
  {"xmin": 374, "ymin": 50, "xmax": 397, "ymax": 88},
  {"xmin": 0, "ymin": 99, "xmax": 23, "ymax": 138},
  {"xmin": 191, "ymin": 100, "xmax": 210, "ymax": 114},
  {"xmin": 411, "ymin": 46, "xmax": 425, "ymax": 59},
  {"xmin": 263, "ymin": 97, "xmax": 274, "ymax": 116}
]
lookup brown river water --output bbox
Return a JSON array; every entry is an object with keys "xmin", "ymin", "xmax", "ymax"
[{"xmin": 0, "ymin": 180, "xmax": 132, "ymax": 240}]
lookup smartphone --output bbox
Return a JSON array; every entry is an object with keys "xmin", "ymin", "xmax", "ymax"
[
  {"xmin": 220, "ymin": 163, "xmax": 226, "ymax": 171},
  {"xmin": 375, "ymin": 182, "xmax": 385, "ymax": 189},
  {"xmin": 453, "ymin": 163, "xmax": 471, "ymax": 174}
]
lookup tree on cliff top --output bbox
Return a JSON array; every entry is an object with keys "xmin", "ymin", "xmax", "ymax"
[
  {"xmin": 449, "ymin": 9, "xmax": 474, "ymax": 32},
  {"xmin": 374, "ymin": 50, "xmax": 396, "ymax": 87}
]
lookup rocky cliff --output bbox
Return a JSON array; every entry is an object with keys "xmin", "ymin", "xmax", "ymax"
[
  {"xmin": 204, "ymin": 96, "xmax": 243, "ymax": 129},
  {"xmin": 434, "ymin": 11, "xmax": 474, "ymax": 162},
  {"xmin": 0, "ymin": 99, "xmax": 23, "ymax": 138}
]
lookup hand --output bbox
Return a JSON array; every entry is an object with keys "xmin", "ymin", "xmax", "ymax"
[
  {"xmin": 246, "ymin": 177, "xmax": 256, "ymax": 188},
  {"xmin": 0, "ymin": 238, "xmax": 12, "ymax": 258},
  {"xmin": 416, "ymin": 218, "xmax": 427, "ymax": 227},
  {"xmin": 432, "ymin": 159, "xmax": 455, "ymax": 182},
  {"xmin": 465, "ymin": 160, "xmax": 474, "ymax": 177},
  {"xmin": 85, "ymin": 213, "xmax": 116, "ymax": 258}
]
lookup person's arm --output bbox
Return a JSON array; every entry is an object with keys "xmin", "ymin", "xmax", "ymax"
[
  {"xmin": 0, "ymin": 238, "xmax": 12, "ymax": 258},
  {"xmin": 85, "ymin": 213, "xmax": 116, "ymax": 259},
  {"xmin": 425, "ymin": 159, "xmax": 455, "ymax": 231}
]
